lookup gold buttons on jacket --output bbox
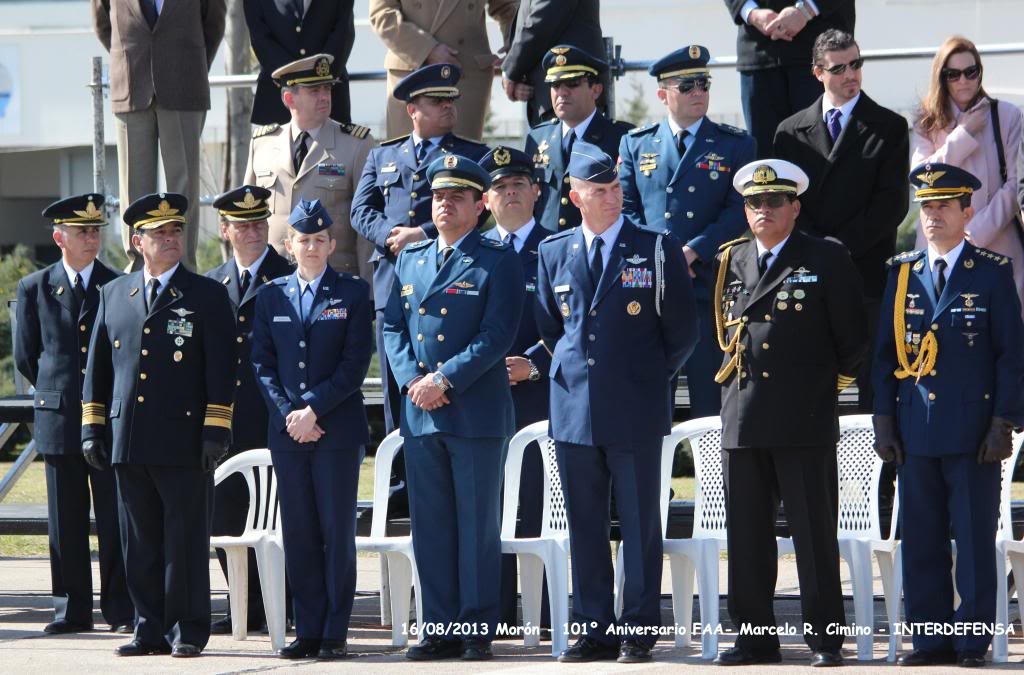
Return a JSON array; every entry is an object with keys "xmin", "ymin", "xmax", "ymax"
[
  {"xmin": 140, "ymin": 373, "xmax": 147, "ymax": 380},
  {"xmin": 298, "ymin": 362, "xmax": 305, "ymax": 369},
  {"xmin": 144, "ymin": 327, "xmax": 151, "ymax": 334},
  {"xmin": 931, "ymin": 323, "xmax": 939, "ymax": 331},
  {"xmin": 561, "ymin": 198, "xmax": 568, "ymax": 205},
  {"xmin": 558, "ymin": 218, "xmax": 566, "ymax": 226},
  {"xmin": 239, "ymin": 315, "xmax": 246, "ymax": 322},
  {"xmin": 419, "ymin": 308, "xmax": 426, "ymax": 315},
  {"xmin": 142, "ymin": 349, "xmax": 149, "ymax": 356},
  {"xmin": 114, "ymin": 340, "xmax": 120, "ymax": 348},
  {"xmin": 137, "ymin": 395, "xmax": 145, "ymax": 403},
  {"xmin": 762, "ymin": 372, "xmax": 770, "ymax": 379},
  {"xmin": 440, "ymin": 308, "xmax": 448, "ymax": 316},
  {"xmin": 80, "ymin": 324, "xmax": 86, "ymax": 332},
  {"xmin": 437, "ymin": 334, "xmax": 445, "ymax": 342},
  {"xmin": 237, "ymin": 336, "xmax": 244, "ymax": 343},
  {"xmin": 762, "ymin": 343, "xmax": 770, "ymax": 350},
  {"xmin": 408, "ymin": 210, "xmax": 416, "ymax": 218},
  {"xmin": 81, "ymin": 346, "xmax": 88, "ymax": 353},
  {"xmin": 928, "ymin": 392, "xmax": 936, "ymax": 401},
  {"xmin": 417, "ymin": 334, "xmax": 423, "ymax": 341}
]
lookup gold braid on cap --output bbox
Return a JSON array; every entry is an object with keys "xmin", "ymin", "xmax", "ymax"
[
  {"xmin": 712, "ymin": 245, "xmax": 745, "ymax": 384},
  {"xmin": 892, "ymin": 262, "xmax": 938, "ymax": 382}
]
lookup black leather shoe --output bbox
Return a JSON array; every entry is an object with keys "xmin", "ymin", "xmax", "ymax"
[
  {"xmin": 406, "ymin": 636, "xmax": 463, "ymax": 661},
  {"xmin": 171, "ymin": 643, "xmax": 202, "ymax": 658},
  {"xmin": 317, "ymin": 639, "xmax": 348, "ymax": 660},
  {"xmin": 461, "ymin": 639, "xmax": 493, "ymax": 661},
  {"xmin": 618, "ymin": 640, "xmax": 652, "ymax": 663},
  {"xmin": 558, "ymin": 636, "xmax": 620, "ymax": 663},
  {"xmin": 958, "ymin": 652, "xmax": 987, "ymax": 668},
  {"xmin": 109, "ymin": 622, "xmax": 134, "ymax": 634},
  {"xmin": 897, "ymin": 649, "xmax": 957, "ymax": 666},
  {"xmin": 43, "ymin": 619, "xmax": 93, "ymax": 634},
  {"xmin": 714, "ymin": 646, "xmax": 783, "ymax": 666},
  {"xmin": 115, "ymin": 640, "xmax": 171, "ymax": 656},
  {"xmin": 279, "ymin": 638, "xmax": 321, "ymax": 659},
  {"xmin": 209, "ymin": 616, "xmax": 233, "ymax": 635},
  {"xmin": 810, "ymin": 651, "xmax": 843, "ymax": 667}
]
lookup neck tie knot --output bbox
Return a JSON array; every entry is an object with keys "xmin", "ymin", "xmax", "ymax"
[
  {"xmin": 934, "ymin": 258, "xmax": 948, "ymax": 296},
  {"xmin": 676, "ymin": 129, "xmax": 690, "ymax": 154},
  {"xmin": 147, "ymin": 278, "xmax": 161, "ymax": 311},
  {"xmin": 438, "ymin": 246, "xmax": 453, "ymax": 270},
  {"xmin": 294, "ymin": 131, "xmax": 310, "ymax": 172},
  {"xmin": 240, "ymin": 269, "xmax": 252, "ymax": 296},
  {"xmin": 757, "ymin": 250, "xmax": 773, "ymax": 277},
  {"xmin": 826, "ymin": 108, "xmax": 843, "ymax": 143}
]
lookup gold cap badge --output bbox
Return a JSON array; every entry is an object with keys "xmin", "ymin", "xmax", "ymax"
[
  {"xmin": 752, "ymin": 165, "xmax": 777, "ymax": 184},
  {"xmin": 493, "ymin": 148, "xmax": 511, "ymax": 166},
  {"xmin": 689, "ymin": 45, "xmax": 701, "ymax": 59},
  {"xmin": 444, "ymin": 155, "xmax": 458, "ymax": 169},
  {"xmin": 315, "ymin": 58, "xmax": 331, "ymax": 77}
]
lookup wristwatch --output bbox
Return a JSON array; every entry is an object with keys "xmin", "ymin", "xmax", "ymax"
[
  {"xmin": 431, "ymin": 372, "xmax": 451, "ymax": 393},
  {"xmin": 795, "ymin": 0, "xmax": 815, "ymax": 20},
  {"xmin": 527, "ymin": 360, "xmax": 541, "ymax": 382}
]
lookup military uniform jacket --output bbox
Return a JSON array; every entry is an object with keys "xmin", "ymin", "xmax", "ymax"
[
  {"xmin": 14, "ymin": 260, "xmax": 120, "ymax": 455},
  {"xmin": 724, "ymin": 0, "xmax": 855, "ymax": 71},
  {"xmin": 81, "ymin": 266, "xmax": 236, "ymax": 467},
  {"xmin": 872, "ymin": 244, "xmax": 1024, "ymax": 457},
  {"xmin": 251, "ymin": 266, "xmax": 373, "ymax": 452},
  {"xmin": 351, "ymin": 132, "xmax": 490, "ymax": 311},
  {"xmin": 535, "ymin": 220, "xmax": 698, "ymax": 446},
  {"xmin": 205, "ymin": 246, "xmax": 294, "ymax": 451},
  {"xmin": 483, "ymin": 225, "xmax": 552, "ymax": 426},
  {"xmin": 383, "ymin": 229, "xmax": 524, "ymax": 439},
  {"xmin": 244, "ymin": 119, "xmax": 375, "ymax": 279},
  {"xmin": 714, "ymin": 231, "xmax": 868, "ymax": 449},
  {"xmin": 525, "ymin": 114, "xmax": 634, "ymax": 232},
  {"xmin": 619, "ymin": 117, "xmax": 755, "ymax": 300}
]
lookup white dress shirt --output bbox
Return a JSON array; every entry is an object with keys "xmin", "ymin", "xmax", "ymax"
[
  {"xmin": 62, "ymin": 259, "xmax": 95, "ymax": 290},
  {"xmin": 754, "ymin": 234, "xmax": 791, "ymax": 272},
  {"xmin": 494, "ymin": 219, "xmax": 536, "ymax": 254},
  {"xmin": 581, "ymin": 216, "xmax": 624, "ymax": 269},
  {"xmin": 822, "ymin": 92, "xmax": 860, "ymax": 134},
  {"xmin": 667, "ymin": 116, "xmax": 705, "ymax": 156}
]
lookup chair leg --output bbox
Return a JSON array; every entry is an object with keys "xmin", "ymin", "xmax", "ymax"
[
  {"xmin": 385, "ymin": 552, "xmax": 413, "ymax": 647},
  {"xmin": 546, "ymin": 547, "xmax": 570, "ymax": 658},
  {"xmin": 1005, "ymin": 552, "xmax": 1024, "ymax": 655},
  {"xmin": 875, "ymin": 550, "xmax": 901, "ymax": 663},
  {"xmin": 255, "ymin": 539, "xmax": 287, "ymax": 653},
  {"xmin": 412, "ymin": 561, "xmax": 424, "ymax": 644},
  {"xmin": 696, "ymin": 541, "xmax": 721, "ymax": 659},
  {"xmin": 379, "ymin": 555, "xmax": 392, "ymax": 626},
  {"xmin": 224, "ymin": 547, "xmax": 249, "ymax": 641},
  {"xmin": 613, "ymin": 541, "xmax": 625, "ymax": 620},
  {"xmin": 668, "ymin": 554, "xmax": 695, "ymax": 651},
  {"xmin": 519, "ymin": 553, "xmax": 544, "ymax": 648},
  {"xmin": 843, "ymin": 541, "xmax": 875, "ymax": 661}
]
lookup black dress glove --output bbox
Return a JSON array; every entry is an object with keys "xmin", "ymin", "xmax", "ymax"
[
  {"xmin": 978, "ymin": 416, "xmax": 1015, "ymax": 464},
  {"xmin": 82, "ymin": 439, "xmax": 110, "ymax": 471},
  {"xmin": 872, "ymin": 415, "xmax": 904, "ymax": 465},
  {"xmin": 202, "ymin": 440, "xmax": 230, "ymax": 473}
]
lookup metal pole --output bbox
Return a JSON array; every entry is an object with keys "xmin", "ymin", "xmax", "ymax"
[
  {"xmin": 603, "ymin": 36, "xmax": 618, "ymax": 119},
  {"xmin": 90, "ymin": 57, "xmax": 106, "ymax": 200}
]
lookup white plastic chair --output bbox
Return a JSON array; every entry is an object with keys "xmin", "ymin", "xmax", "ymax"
[
  {"xmin": 354, "ymin": 429, "xmax": 422, "ymax": 647},
  {"xmin": 990, "ymin": 432, "xmax": 1024, "ymax": 663},
  {"xmin": 613, "ymin": 416, "xmax": 727, "ymax": 659},
  {"xmin": 209, "ymin": 449, "xmax": 288, "ymax": 652},
  {"xmin": 500, "ymin": 421, "xmax": 570, "ymax": 657}
]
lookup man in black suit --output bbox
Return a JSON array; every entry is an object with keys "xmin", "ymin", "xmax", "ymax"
[
  {"xmin": 14, "ymin": 195, "xmax": 133, "ymax": 635},
  {"xmin": 713, "ymin": 159, "xmax": 867, "ymax": 667},
  {"xmin": 244, "ymin": 0, "xmax": 355, "ymax": 125},
  {"xmin": 205, "ymin": 186, "xmax": 294, "ymax": 634},
  {"xmin": 723, "ymin": 0, "xmax": 855, "ymax": 157},
  {"xmin": 501, "ymin": 0, "xmax": 606, "ymax": 126},
  {"xmin": 774, "ymin": 29, "xmax": 909, "ymax": 410}
]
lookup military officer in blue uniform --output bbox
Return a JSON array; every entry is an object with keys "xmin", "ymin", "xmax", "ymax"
[
  {"xmin": 479, "ymin": 146, "xmax": 553, "ymax": 629},
  {"xmin": 383, "ymin": 155, "xmax": 524, "ymax": 661},
  {"xmin": 535, "ymin": 143, "xmax": 698, "ymax": 663},
  {"xmin": 81, "ymin": 193, "xmax": 236, "ymax": 657},
  {"xmin": 14, "ymin": 194, "xmax": 133, "ymax": 635},
  {"xmin": 352, "ymin": 63, "xmax": 490, "ymax": 436},
  {"xmin": 619, "ymin": 45, "xmax": 756, "ymax": 417},
  {"xmin": 525, "ymin": 46, "xmax": 633, "ymax": 233},
  {"xmin": 251, "ymin": 199, "xmax": 373, "ymax": 660},
  {"xmin": 205, "ymin": 185, "xmax": 294, "ymax": 635},
  {"xmin": 872, "ymin": 164, "xmax": 1024, "ymax": 668}
]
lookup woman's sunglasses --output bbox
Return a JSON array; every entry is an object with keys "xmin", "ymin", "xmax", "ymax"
[
  {"xmin": 818, "ymin": 57, "xmax": 864, "ymax": 75},
  {"xmin": 941, "ymin": 64, "xmax": 982, "ymax": 82}
]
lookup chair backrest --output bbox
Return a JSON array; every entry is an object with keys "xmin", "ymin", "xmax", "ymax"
[
  {"xmin": 678, "ymin": 416, "xmax": 727, "ymax": 541},
  {"xmin": 214, "ymin": 449, "xmax": 280, "ymax": 537},
  {"xmin": 997, "ymin": 432, "xmax": 1024, "ymax": 541},
  {"xmin": 501, "ymin": 421, "xmax": 568, "ymax": 541},
  {"xmin": 836, "ymin": 414, "xmax": 885, "ymax": 540},
  {"xmin": 369, "ymin": 430, "xmax": 405, "ymax": 539}
]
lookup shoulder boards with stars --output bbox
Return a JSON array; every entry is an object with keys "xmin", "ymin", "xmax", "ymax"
[
  {"xmin": 381, "ymin": 134, "xmax": 410, "ymax": 146},
  {"xmin": 252, "ymin": 123, "xmax": 280, "ymax": 138},
  {"xmin": 885, "ymin": 249, "xmax": 925, "ymax": 267},
  {"xmin": 340, "ymin": 122, "xmax": 371, "ymax": 139},
  {"xmin": 480, "ymin": 238, "xmax": 511, "ymax": 250},
  {"xmin": 269, "ymin": 275, "xmax": 289, "ymax": 286},
  {"xmin": 718, "ymin": 236, "xmax": 750, "ymax": 251},
  {"xmin": 973, "ymin": 247, "xmax": 1011, "ymax": 266},
  {"xmin": 717, "ymin": 123, "xmax": 748, "ymax": 137},
  {"xmin": 628, "ymin": 122, "xmax": 659, "ymax": 136},
  {"xmin": 405, "ymin": 239, "xmax": 434, "ymax": 251}
]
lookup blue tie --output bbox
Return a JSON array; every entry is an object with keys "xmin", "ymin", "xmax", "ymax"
[
  {"xmin": 826, "ymin": 108, "xmax": 843, "ymax": 143},
  {"xmin": 301, "ymin": 284, "xmax": 314, "ymax": 323}
]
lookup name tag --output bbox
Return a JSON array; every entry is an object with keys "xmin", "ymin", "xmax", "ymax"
[
  {"xmin": 381, "ymin": 164, "xmax": 398, "ymax": 173},
  {"xmin": 273, "ymin": 315, "xmax": 291, "ymax": 322},
  {"xmin": 318, "ymin": 307, "xmax": 348, "ymax": 321},
  {"xmin": 166, "ymin": 318, "xmax": 193, "ymax": 337},
  {"xmin": 554, "ymin": 284, "xmax": 571, "ymax": 293},
  {"xmin": 784, "ymin": 274, "xmax": 819, "ymax": 284},
  {"xmin": 318, "ymin": 163, "xmax": 345, "ymax": 176},
  {"xmin": 621, "ymin": 267, "xmax": 653, "ymax": 289}
]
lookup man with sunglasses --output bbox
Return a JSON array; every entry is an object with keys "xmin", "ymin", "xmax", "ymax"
[
  {"xmin": 619, "ymin": 45, "xmax": 755, "ymax": 418},
  {"xmin": 524, "ymin": 45, "xmax": 633, "ymax": 233},
  {"xmin": 775, "ymin": 29, "xmax": 909, "ymax": 413},
  {"xmin": 713, "ymin": 159, "xmax": 867, "ymax": 667}
]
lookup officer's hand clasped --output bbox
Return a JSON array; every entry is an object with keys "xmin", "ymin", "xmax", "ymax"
[{"xmin": 871, "ymin": 415, "xmax": 904, "ymax": 465}]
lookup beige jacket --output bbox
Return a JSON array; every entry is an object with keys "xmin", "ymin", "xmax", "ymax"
[{"xmin": 245, "ymin": 120, "xmax": 376, "ymax": 285}]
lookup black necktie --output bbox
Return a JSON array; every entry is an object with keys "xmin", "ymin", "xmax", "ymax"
[
  {"xmin": 504, "ymin": 232, "xmax": 516, "ymax": 248},
  {"xmin": 562, "ymin": 130, "xmax": 576, "ymax": 163},
  {"xmin": 934, "ymin": 258, "xmax": 947, "ymax": 297},
  {"xmin": 72, "ymin": 273, "xmax": 86, "ymax": 313},
  {"xmin": 677, "ymin": 129, "xmax": 690, "ymax": 155},
  {"xmin": 589, "ymin": 237, "xmax": 604, "ymax": 287},
  {"xmin": 757, "ymin": 250, "xmax": 773, "ymax": 278},
  {"xmin": 293, "ymin": 131, "xmax": 309, "ymax": 173},
  {"xmin": 239, "ymin": 269, "xmax": 252, "ymax": 297},
  {"xmin": 291, "ymin": 0, "xmax": 304, "ymax": 19},
  {"xmin": 140, "ymin": 0, "xmax": 158, "ymax": 29},
  {"xmin": 417, "ymin": 140, "xmax": 432, "ymax": 164},
  {"xmin": 147, "ymin": 278, "xmax": 161, "ymax": 313},
  {"xmin": 438, "ymin": 246, "xmax": 453, "ymax": 270}
]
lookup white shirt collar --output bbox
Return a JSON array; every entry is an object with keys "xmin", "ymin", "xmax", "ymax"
[
  {"xmin": 928, "ymin": 239, "xmax": 966, "ymax": 275},
  {"xmin": 296, "ymin": 266, "xmax": 327, "ymax": 295},
  {"xmin": 412, "ymin": 131, "xmax": 446, "ymax": 150},
  {"xmin": 822, "ymin": 92, "xmax": 861, "ymax": 129},
  {"xmin": 667, "ymin": 116, "xmax": 704, "ymax": 139},
  {"xmin": 754, "ymin": 235, "xmax": 791, "ymax": 270},
  {"xmin": 581, "ymin": 216, "xmax": 624, "ymax": 259},
  {"xmin": 62, "ymin": 258, "xmax": 95, "ymax": 289},
  {"xmin": 436, "ymin": 230, "xmax": 472, "ymax": 254},
  {"xmin": 143, "ymin": 263, "xmax": 179, "ymax": 293},
  {"xmin": 290, "ymin": 119, "xmax": 323, "ymax": 144},
  {"xmin": 562, "ymin": 108, "xmax": 598, "ymax": 141},
  {"xmin": 494, "ymin": 219, "xmax": 536, "ymax": 253},
  {"xmin": 235, "ymin": 247, "xmax": 270, "ymax": 282}
]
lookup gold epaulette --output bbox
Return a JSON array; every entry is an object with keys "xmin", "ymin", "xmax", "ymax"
[
  {"xmin": 892, "ymin": 261, "xmax": 938, "ymax": 381},
  {"xmin": 252, "ymin": 123, "xmax": 280, "ymax": 139},
  {"xmin": 204, "ymin": 403, "xmax": 234, "ymax": 430},
  {"xmin": 341, "ymin": 122, "xmax": 371, "ymax": 139},
  {"xmin": 82, "ymin": 402, "xmax": 106, "ymax": 426},
  {"xmin": 718, "ymin": 236, "xmax": 749, "ymax": 252}
]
